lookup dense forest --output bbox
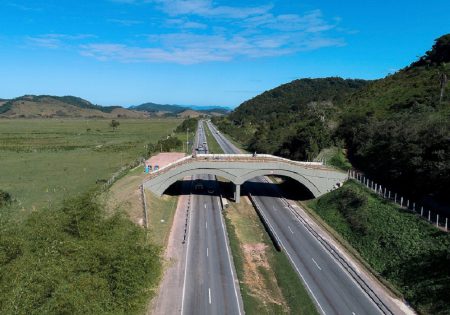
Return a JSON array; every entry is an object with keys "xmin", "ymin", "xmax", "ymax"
[{"xmin": 213, "ymin": 34, "xmax": 450, "ymax": 205}]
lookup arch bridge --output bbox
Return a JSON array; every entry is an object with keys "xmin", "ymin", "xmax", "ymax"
[{"xmin": 143, "ymin": 154, "xmax": 348, "ymax": 203}]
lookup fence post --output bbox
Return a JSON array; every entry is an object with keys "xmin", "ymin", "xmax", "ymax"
[
  {"xmin": 407, "ymin": 200, "xmax": 410, "ymax": 208},
  {"xmin": 384, "ymin": 188, "xmax": 386, "ymax": 198},
  {"xmin": 413, "ymin": 203, "xmax": 415, "ymax": 211},
  {"xmin": 394, "ymin": 193, "xmax": 397, "ymax": 203},
  {"xmin": 446, "ymin": 218, "xmax": 448, "ymax": 231},
  {"xmin": 436, "ymin": 214, "xmax": 439, "ymax": 227},
  {"xmin": 400, "ymin": 197, "xmax": 403, "ymax": 207},
  {"xmin": 388, "ymin": 190, "xmax": 391, "ymax": 199},
  {"xmin": 428, "ymin": 210, "xmax": 431, "ymax": 221},
  {"xmin": 421, "ymin": 206, "xmax": 423, "ymax": 216},
  {"xmin": 374, "ymin": 183, "xmax": 377, "ymax": 192}
]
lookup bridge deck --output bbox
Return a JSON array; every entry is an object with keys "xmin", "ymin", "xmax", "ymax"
[{"xmin": 144, "ymin": 153, "xmax": 335, "ymax": 181}]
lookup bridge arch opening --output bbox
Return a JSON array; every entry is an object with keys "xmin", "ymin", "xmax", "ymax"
[{"xmin": 236, "ymin": 169, "xmax": 321, "ymax": 198}]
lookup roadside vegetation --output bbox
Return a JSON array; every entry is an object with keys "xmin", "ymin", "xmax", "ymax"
[
  {"xmin": 0, "ymin": 117, "xmax": 188, "ymax": 314},
  {"xmin": 224, "ymin": 198, "xmax": 318, "ymax": 314},
  {"xmin": 306, "ymin": 180, "xmax": 450, "ymax": 315},
  {"xmin": 175, "ymin": 117, "xmax": 198, "ymax": 132},
  {"xmin": 0, "ymin": 193, "xmax": 162, "ymax": 315}
]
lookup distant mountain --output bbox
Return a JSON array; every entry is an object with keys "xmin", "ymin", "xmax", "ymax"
[
  {"xmin": 130, "ymin": 102, "xmax": 231, "ymax": 117},
  {"xmin": 0, "ymin": 95, "xmax": 148, "ymax": 118},
  {"xmin": 130, "ymin": 103, "xmax": 187, "ymax": 114}
]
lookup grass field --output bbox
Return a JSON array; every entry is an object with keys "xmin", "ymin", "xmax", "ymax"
[{"xmin": 0, "ymin": 118, "xmax": 181, "ymax": 211}]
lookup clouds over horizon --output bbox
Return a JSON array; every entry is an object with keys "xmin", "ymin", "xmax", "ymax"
[{"xmin": 27, "ymin": 1, "xmax": 346, "ymax": 64}]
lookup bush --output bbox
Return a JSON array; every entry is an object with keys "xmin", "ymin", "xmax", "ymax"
[
  {"xmin": 0, "ymin": 190, "xmax": 12, "ymax": 208},
  {"xmin": 0, "ymin": 193, "xmax": 162, "ymax": 315},
  {"xmin": 175, "ymin": 118, "xmax": 197, "ymax": 132}
]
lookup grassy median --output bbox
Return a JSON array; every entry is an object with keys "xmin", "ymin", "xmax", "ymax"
[
  {"xmin": 224, "ymin": 198, "xmax": 319, "ymax": 314},
  {"xmin": 204, "ymin": 122, "xmax": 224, "ymax": 154}
]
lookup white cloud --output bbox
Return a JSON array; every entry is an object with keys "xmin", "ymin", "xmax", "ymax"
[
  {"xmin": 166, "ymin": 18, "xmax": 207, "ymax": 29},
  {"xmin": 29, "ymin": 2, "xmax": 347, "ymax": 64},
  {"xmin": 119, "ymin": 0, "xmax": 272, "ymax": 19},
  {"xmin": 108, "ymin": 19, "xmax": 144, "ymax": 26},
  {"xmin": 27, "ymin": 34, "xmax": 95, "ymax": 49},
  {"xmin": 79, "ymin": 32, "xmax": 344, "ymax": 64}
]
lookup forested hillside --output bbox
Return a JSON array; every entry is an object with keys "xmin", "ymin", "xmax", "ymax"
[
  {"xmin": 214, "ymin": 78, "xmax": 368, "ymax": 155},
  {"xmin": 214, "ymin": 34, "xmax": 450, "ymax": 205}
]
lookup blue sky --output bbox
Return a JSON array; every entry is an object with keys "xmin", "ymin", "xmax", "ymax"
[{"xmin": 0, "ymin": 0, "xmax": 449, "ymax": 107}]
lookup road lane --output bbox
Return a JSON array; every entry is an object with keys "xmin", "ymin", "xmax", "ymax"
[
  {"xmin": 181, "ymin": 121, "xmax": 242, "ymax": 315},
  {"xmin": 206, "ymin": 120, "xmax": 388, "ymax": 315}
]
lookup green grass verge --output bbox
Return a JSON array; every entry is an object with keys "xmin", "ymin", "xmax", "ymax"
[
  {"xmin": 269, "ymin": 250, "xmax": 319, "ymax": 315},
  {"xmin": 204, "ymin": 122, "xmax": 224, "ymax": 154},
  {"xmin": 306, "ymin": 180, "xmax": 450, "ymax": 315},
  {"xmin": 147, "ymin": 192, "xmax": 179, "ymax": 247}
]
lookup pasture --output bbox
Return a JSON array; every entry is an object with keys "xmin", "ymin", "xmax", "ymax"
[{"xmin": 0, "ymin": 118, "xmax": 181, "ymax": 211}]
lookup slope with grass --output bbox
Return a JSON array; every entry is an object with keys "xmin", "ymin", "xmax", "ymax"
[{"xmin": 306, "ymin": 180, "xmax": 450, "ymax": 315}]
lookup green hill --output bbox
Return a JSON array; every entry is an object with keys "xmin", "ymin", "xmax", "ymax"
[
  {"xmin": 130, "ymin": 102, "xmax": 230, "ymax": 117},
  {"xmin": 0, "ymin": 95, "xmax": 147, "ymax": 118},
  {"xmin": 214, "ymin": 34, "xmax": 450, "ymax": 204},
  {"xmin": 130, "ymin": 102, "xmax": 186, "ymax": 115}
]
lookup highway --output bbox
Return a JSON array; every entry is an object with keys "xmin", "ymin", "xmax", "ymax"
[
  {"xmin": 206, "ymin": 120, "xmax": 389, "ymax": 315},
  {"xmin": 181, "ymin": 121, "xmax": 242, "ymax": 315}
]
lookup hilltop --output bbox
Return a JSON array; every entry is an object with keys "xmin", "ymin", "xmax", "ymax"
[
  {"xmin": 0, "ymin": 95, "xmax": 148, "ymax": 119},
  {"xmin": 130, "ymin": 102, "xmax": 230, "ymax": 117}
]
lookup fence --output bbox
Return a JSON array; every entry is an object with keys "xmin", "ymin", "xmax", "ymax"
[{"xmin": 348, "ymin": 170, "xmax": 448, "ymax": 232}]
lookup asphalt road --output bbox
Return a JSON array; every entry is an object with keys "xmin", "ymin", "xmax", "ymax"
[
  {"xmin": 181, "ymin": 121, "xmax": 242, "ymax": 315},
  {"xmin": 206, "ymin": 121, "xmax": 387, "ymax": 315}
]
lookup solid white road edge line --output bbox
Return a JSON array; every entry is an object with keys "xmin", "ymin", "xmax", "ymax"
[{"xmin": 181, "ymin": 192, "xmax": 194, "ymax": 315}]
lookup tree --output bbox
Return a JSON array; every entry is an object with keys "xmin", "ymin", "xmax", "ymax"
[
  {"xmin": 109, "ymin": 119, "xmax": 120, "ymax": 131},
  {"xmin": 0, "ymin": 190, "xmax": 12, "ymax": 208}
]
